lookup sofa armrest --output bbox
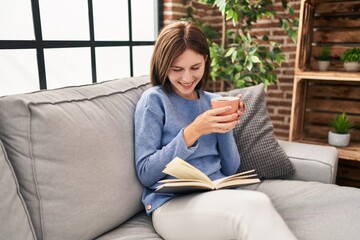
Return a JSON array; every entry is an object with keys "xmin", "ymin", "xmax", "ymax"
[{"xmin": 278, "ymin": 140, "xmax": 338, "ymax": 184}]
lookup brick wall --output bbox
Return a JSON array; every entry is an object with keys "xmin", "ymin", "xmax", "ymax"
[{"xmin": 162, "ymin": 0, "xmax": 301, "ymax": 140}]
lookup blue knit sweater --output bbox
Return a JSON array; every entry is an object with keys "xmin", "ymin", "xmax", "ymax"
[{"xmin": 134, "ymin": 86, "xmax": 241, "ymax": 214}]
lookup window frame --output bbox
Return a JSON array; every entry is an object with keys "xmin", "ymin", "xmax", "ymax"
[{"xmin": 0, "ymin": 0, "xmax": 163, "ymax": 90}]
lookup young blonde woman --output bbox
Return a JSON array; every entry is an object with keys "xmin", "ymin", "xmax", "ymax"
[{"xmin": 134, "ymin": 21, "xmax": 297, "ymax": 240}]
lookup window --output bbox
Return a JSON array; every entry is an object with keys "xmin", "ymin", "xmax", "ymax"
[{"xmin": 0, "ymin": 0, "xmax": 162, "ymax": 96}]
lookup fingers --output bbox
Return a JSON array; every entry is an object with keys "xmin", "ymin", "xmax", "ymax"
[
  {"xmin": 198, "ymin": 104, "xmax": 243, "ymax": 135},
  {"xmin": 209, "ymin": 106, "xmax": 232, "ymax": 116},
  {"xmin": 238, "ymin": 101, "xmax": 246, "ymax": 116},
  {"xmin": 235, "ymin": 93, "xmax": 246, "ymax": 116},
  {"xmin": 213, "ymin": 120, "xmax": 238, "ymax": 133},
  {"xmin": 214, "ymin": 113, "xmax": 239, "ymax": 123}
]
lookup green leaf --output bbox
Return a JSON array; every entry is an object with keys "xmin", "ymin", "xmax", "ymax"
[
  {"xmin": 226, "ymin": 9, "xmax": 234, "ymax": 20},
  {"xmin": 273, "ymin": 47, "xmax": 281, "ymax": 54},
  {"xmin": 282, "ymin": 19, "xmax": 290, "ymax": 31},
  {"xmin": 265, "ymin": 11, "xmax": 273, "ymax": 17},
  {"xmin": 247, "ymin": 61, "xmax": 253, "ymax": 71},
  {"xmin": 231, "ymin": 51, "xmax": 237, "ymax": 63},
  {"xmin": 236, "ymin": 80, "xmax": 245, "ymax": 88},
  {"xmin": 250, "ymin": 55, "xmax": 260, "ymax": 63},
  {"xmin": 294, "ymin": 18, "xmax": 299, "ymax": 27},
  {"xmin": 269, "ymin": 41, "xmax": 276, "ymax": 47},
  {"xmin": 232, "ymin": 12, "xmax": 239, "ymax": 25},
  {"xmin": 289, "ymin": 7, "xmax": 295, "ymax": 15},
  {"xmin": 240, "ymin": 34, "xmax": 248, "ymax": 43},
  {"xmin": 225, "ymin": 47, "xmax": 236, "ymax": 57},
  {"xmin": 215, "ymin": 0, "xmax": 226, "ymax": 14},
  {"xmin": 249, "ymin": 47, "xmax": 257, "ymax": 55},
  {"xmin": 234, "ymin": 72, "xmax": 241, "ymax": 81},
  {"xmin": 276, "ymin": 55, "xmax": 284, "ymax": 65}
]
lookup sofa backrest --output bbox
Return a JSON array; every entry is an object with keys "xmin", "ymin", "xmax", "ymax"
[
  {"xmin": 0, "ymin": 139, "xmax": 36, "ymax": 240},
  {"xmin": 0, "ymin": 76, "xmax": 151, "ymax": 240}
]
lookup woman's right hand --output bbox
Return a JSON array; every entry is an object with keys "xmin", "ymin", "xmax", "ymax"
[{"xmin": 183, "ymin": 106, "xmax": 239, "ymax": 147}]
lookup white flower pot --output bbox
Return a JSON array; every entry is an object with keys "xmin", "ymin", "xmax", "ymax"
[
  {"xmin": 344, "ymin": 62, "xmax": 360, "ymax": 72},
  {"xmin": 318, "ymin": 61, "xmax": 330, "ymax": 71},
  {"xmin": 328, "ymin": 131, "xmax": 350, "ymax": 147}
]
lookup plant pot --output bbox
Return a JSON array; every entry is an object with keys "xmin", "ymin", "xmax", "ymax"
[
  {"xmin": 343, "ymin": 62, "xmax": 360, "ymax": 72},
  {"xmin": 318, "ymin": 61, "xmax": 330, "ymax": 71},
  {"xmin": 328, "ymin": 131, "xmax": 350, "ymax": 147}
]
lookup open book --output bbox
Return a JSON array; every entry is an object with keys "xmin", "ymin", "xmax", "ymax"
[{"xmin": 155, "ymin": 157, "xmax": 260, "ymax": 193}]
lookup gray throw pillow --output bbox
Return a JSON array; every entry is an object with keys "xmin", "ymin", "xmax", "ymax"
[{"xmin": 219, "ymin": 83, "xmax": 295, "ymax": 179}]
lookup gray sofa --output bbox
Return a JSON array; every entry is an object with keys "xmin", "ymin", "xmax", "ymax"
[{"xmin": 1, "ymin": 75, "xmax": 360, "ymax": 240}]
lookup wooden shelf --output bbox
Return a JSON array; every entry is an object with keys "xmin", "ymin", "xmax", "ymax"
[
  {"xmin": 290, "ymin": 0, "xmax": 360, "ymax": 166},
  {"xmin": 294, "ymin": 137, "xmax": 360, "ymax": 162},
  {"xmin": 295, "ymin": 70, "xmax": 360, "ymax": 81}
]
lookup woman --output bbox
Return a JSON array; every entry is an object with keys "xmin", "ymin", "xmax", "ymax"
[{"xmin": 134, "ymin": 21, "xmax": 296, "ymax": 240}]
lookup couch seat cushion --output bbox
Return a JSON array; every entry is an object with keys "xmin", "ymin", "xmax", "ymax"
[
  {"xmin": 244, "ymin": 180, "xmax": 360, "ymax": 240},
  {"xmin": 95, "ymin": 212, "xmax": 162, "ymax": 240}
]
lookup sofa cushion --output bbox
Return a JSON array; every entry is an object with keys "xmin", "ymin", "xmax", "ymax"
[
  {"xmin": 0, "ymin": 139, "xmax": 36, "ymax": 240},
  {"xmin": 219, "ymin": 84, "xmax": 294, "ymax": 179},
  {"xmin": 244, "ymin": 180, "xmax": 360, "ymax": 240},
  {"xmin": 0, "ymin": 76, "xmax": 151, "ymax": 240},
  {"xmin": 95, "ymin": 212, "xmax": 162, "ymax": 240}
]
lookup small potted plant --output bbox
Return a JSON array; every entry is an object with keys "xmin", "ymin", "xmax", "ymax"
[
  {"xmin": 328, "ymin": 112, "xmax": 354, "ymax": 147},
  {"xmin": 341, "ymin": 48, "xmax": 360, "ymax": 71},
  {"xmin": 318, "ymin": 46, "xmax": 330, "ymax": 71}
]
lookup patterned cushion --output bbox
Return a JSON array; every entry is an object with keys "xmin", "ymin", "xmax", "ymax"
[{"xmin": 219, "ymin": 84, "xmax": 294, "ymax": 179}]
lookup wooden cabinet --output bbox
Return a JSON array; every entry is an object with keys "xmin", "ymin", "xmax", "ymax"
[{"xmin": 290, "ymin": 0, "xmax": 360, "ymax": 186}]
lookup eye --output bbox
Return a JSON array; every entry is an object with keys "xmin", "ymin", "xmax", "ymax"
[
  {"xmin": 191, "ymin": 64, "xmax": 201, "ymax": 70},
  {"xmin": 171, "ymin": 67, "xmax": 182, "ymax": 72}
]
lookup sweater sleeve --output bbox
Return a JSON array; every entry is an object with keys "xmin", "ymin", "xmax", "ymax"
[
  {"xmin": 217, "ymin": 131, "xmax": 241, "ymax": 176},
  {"xmin": 135, "ymin": 106, "xmax": 198, "ymax": 187}
]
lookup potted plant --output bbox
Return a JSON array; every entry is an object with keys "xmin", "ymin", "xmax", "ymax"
[
  {"xmin": 184, "ymin": 0, "xmax": 298, "ymax": 91},
  {"xmin": 328, "ymin": 112, "xmax": 354, "ymax": 147},
  {"xmin": 341, "ymin": 48, "xmax": 360, "ymax": 71},
  {"xmin": 318, "ymin": 46, "xmax": 330, "ymax": 71}
]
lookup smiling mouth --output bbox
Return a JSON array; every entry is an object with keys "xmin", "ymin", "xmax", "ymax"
[{"xmin": 180, "ymin": 81, "xmax": 194, "ymax": 89}]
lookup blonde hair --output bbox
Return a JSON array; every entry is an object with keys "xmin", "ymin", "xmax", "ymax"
[{"xmin": 150, "ymin": 21, "xmax": 210, "ymax": 92}]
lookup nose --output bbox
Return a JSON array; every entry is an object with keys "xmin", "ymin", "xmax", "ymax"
[{"xmin": 182, "ymin": 70, "xmax": 191, "ymax": 82}]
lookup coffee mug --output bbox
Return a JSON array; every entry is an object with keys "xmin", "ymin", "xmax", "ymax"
[{"xmin": 211, "ymin": 96, "xmax": 241, "ymax": 116}]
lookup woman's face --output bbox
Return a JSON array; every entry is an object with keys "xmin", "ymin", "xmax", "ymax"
[{"xmin": 167, "ymin": 49, "xmax": 207, "ymax": 99}]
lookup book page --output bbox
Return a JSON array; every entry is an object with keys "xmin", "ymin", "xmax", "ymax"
[
  {"xmin": 163, "ymin": 157, "xmax": 212, "ymax": 185},
  {"xmin": 156, "ymin": 182, "xmax": 214, "ymax": 194},
  {"xmin": 159, "ymin": 178, "xmax": 208, "ymax": 184},
  {"xmin": 215, "ymin": 178, "xmax": 260, "ymax": 189},
  {"xmin": 214, "ymin": 169, "xmax": 256, "ymax": 184},
  {"xmin": 157, "ymin": 158, "xmax": 261, "ymax": 193}
]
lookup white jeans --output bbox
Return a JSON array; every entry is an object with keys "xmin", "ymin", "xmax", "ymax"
[{"xmin": 152, "ymin": 189, "xmax": 297, "ymax": 240}]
